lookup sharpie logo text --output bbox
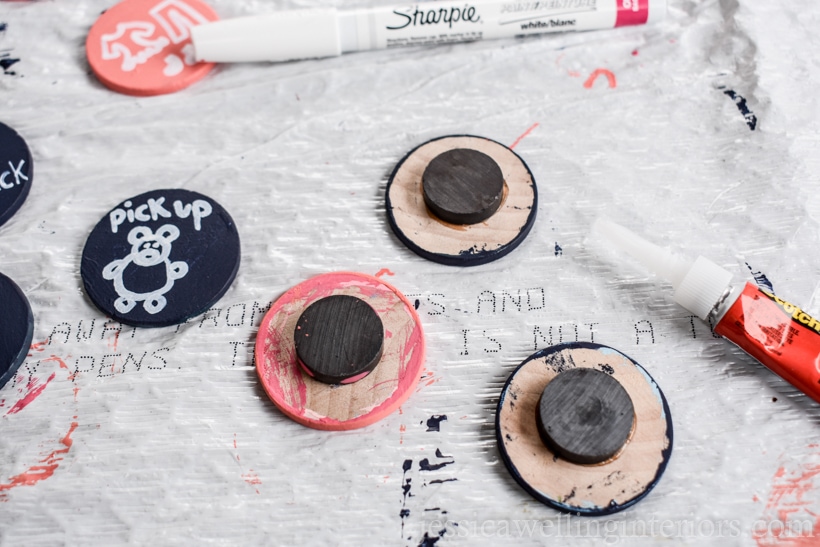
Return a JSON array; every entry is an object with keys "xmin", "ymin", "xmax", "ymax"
[{"xmin": 387, "ymin": 4, "xmax": 481, "ymax": 30}]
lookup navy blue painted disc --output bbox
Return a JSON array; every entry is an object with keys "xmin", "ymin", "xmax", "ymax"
[
  {"xmin": 0, "ymin": 272, "xmax": 34, "ymax": 389},
  {"xmin": 0, "ymin": 122, "xmax": 33, "ymax": 228},
  {"xmin": 386, "ymin": 135, "xmax": 537, "ymax": 267},
  {"xmin": 81, "ymin": 189, "xmax": 241, "ymax": 328},
  {"xmin": 496, "ymin": 342, "xmax": 673, "ymax": 516}
]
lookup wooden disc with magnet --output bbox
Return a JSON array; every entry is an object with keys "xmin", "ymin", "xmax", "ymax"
[
  {"xmin": 386, "ymin": 135, "xmax": 537, "ymax": 266},
  {"xmin": 496, "ymin": 342, "xmax": 673, "ymax": 515},
  {"xmin": 255, "ymin": 272, "xmax": 425, "ymax": 431}
]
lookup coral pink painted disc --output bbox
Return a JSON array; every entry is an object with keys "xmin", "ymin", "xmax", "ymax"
[
  {"xmin": 255, "ymin": 272, "xmax": 426, "ymax": 431},
  {"xmin": 86, "ymin": 0, "xmax": 219, "ymax": 96}
]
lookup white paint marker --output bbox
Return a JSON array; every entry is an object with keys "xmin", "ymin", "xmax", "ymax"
[{"xmin": 191, "ymin": 0, "xmax": 666, "ymax": 64}]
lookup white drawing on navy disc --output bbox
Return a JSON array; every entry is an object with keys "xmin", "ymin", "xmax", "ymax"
[{"xmin": 102, "ymin": 224, "xmax": 189, "ymax": 315}]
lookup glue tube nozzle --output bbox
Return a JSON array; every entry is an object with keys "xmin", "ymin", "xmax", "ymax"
[{"xmin": 590, "ymin": 218, "xmax": 734, "ymax": 321}]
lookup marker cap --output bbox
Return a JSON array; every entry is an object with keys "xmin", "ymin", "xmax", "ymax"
[
  {"xmin": 191, "ymin": 9, "xmax": 341, "ymax": 63},
  {"xmin": 591, "ymin": 218, "xmax": 733, "ymax": 320}
]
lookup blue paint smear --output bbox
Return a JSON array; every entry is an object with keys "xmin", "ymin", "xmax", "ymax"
[
  {"xmin": 418, "ymin": 529, "xmax": 447, "ymax": 547},
  {"xmin": 746, "ymin": 263, "xmax": 775, "ymax": 294},
  {"xmin": 722, "ymin": 89, "xmax": 758, "ymax": 130},
  {"xmin": 1, "ymin": 54, "xmax": 20, "ymax": 75},
  {"xmin": 426, "ymin": 415, "xmax": 447, "ymax": 432},
  {"xmin": 419, "ymin": 458, "xmax": 453, "ymax": 472}
]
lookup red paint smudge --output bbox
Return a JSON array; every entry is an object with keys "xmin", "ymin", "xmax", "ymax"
[
  {"xmin": 233, "ymin": 434, "xmax": 237, "ymax": 449},
  {"xmin": 41, "ymin": 355, "xmax": 74, "ymax": 381},
  {"xmin": 0, "ymin": 421, "xmax": 78, "ymax": 499},
  {"xmin": 28, "ymin": 339, "xmax": 48, "ymax": 355},
  {"xmin": 510, "ymin": 123, "xmax": 540, "ymax": 150},
  {"xmin": 756, "ymin": 449, "xmax": 820, "ymax": 546},
  {"xmin": 242, "ymin": 471, "xmax": 261, "ymax": 486},
  {"xmin": 567, "ymin": 70, "xmax": 581, "ymax": 78},
  {"xmin": 108, "ymin": 329, "xmax": 120, "ymax": 351},
  {"xmin": 42, "ymin": 355, "xmax": 68, "ymax": 369},
  {"xmin": 583, "ymin": 69, "xmax": 617, "ymax": 89},
  {"xmin": 375, "ymin": 268, "xmax": 395, "ymax": 278},
  {"xmin": 399, "ymin": 424, "xmax": 406, "ymax": 445},
  {"xmin": 631, "ymin": 49, "xmax": 639, "ymax": 56},
  {"xmin": 6, "ymin": 372, "xmax": 56, "ymax": 415}
]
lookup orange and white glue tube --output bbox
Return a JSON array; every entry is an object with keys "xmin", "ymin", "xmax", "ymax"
[{"xmin": 591, "ymin": 218, "xmax": 820, "ymax": 404}]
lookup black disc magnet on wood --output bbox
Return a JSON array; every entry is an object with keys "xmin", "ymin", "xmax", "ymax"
[
  {"xmin": 385, "ymin": 135, "xmax": 538, "ymax": 267},
  {"xmin": 294, "ymin": 294, "xmax": 384, "ymax": 385},
  {"xmin": 422, "ymin": 148, "xmax": 504, "ymax": 225},
  {"xmin": 536, "ymin": 367, "xmax": 635, "ymax": 465}
]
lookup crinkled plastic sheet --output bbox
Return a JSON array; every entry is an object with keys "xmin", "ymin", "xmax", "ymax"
[{"xmin": 1, "ymin": 0, "xmax": 820, "ymax": 545}]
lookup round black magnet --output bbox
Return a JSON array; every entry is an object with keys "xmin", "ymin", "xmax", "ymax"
[
  {"xmin": 0, "ymin": 122, "xmax": 33, "ymax": 228},
  {"xmin": 536, "ymin": 367, "xmax": 635, "ymax": 465},
  {"xmin": 294, "ymin": 295, "xmax": 384, "ymax": 385},
  {"xmin": 386, "ymin": 135, "xmax": 537, "ymax": 267},
  {"xmin": 0, "ymin": 272, "xmax": 34, "ymax": 390},
  {"xmin": 81, "ymin": 189, "xmax": 240, "ymax": 328},
  {"xmin": 422, "ymin": 148, "xmax": 504, "ymax": 225},
  {"xmin": 496, "ymin": 342, "xmax": 673, "ymax": 516}
]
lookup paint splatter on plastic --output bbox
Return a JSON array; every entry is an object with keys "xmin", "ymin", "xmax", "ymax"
[
  {"xmin": 747, "ymin": 263, "xmax": 774, "ymax": 294},
  {"xmin": 0, "ymin": 420, "xmax": 79, "ymax": 500},
  {"xmin": 0, "ymin": 46, "xmax": 19, "ymax": 76},
  {"xmin": 510, "ymin": 123, "xmax": 539, "ymax": 150},
  {"xmin": 426, "ymin": 415, "xmax": 447, "ymax": 432},
  {"xmin": 583, "ymin": 69, "xmax": 617, "ymax": 89},
  {"xmin": 5, "ymin": 373, "xmax": 56, "ymax": 415},
  {"xmin": 755, "ymin": 448, "xmax": 820, "ymax": 546},
  {"xmin": 721, "ymin": 88, "xmax": 758, "ymax": 130},
  {"xmin": 400, "ymin": 458, "xmax": 413, "ymax": 536}
]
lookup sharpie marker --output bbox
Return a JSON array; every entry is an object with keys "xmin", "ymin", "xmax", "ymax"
[
  {"xmin": 592, "ymin": 219, "xmax": 820, "ymax": 405},
  {"xmin": 191, "ymin": 0, "xmax": 667, "ymax": 64}
]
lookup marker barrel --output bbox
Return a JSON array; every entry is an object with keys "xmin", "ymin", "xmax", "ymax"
[{"xmin": 192, "ymin": 0, "xmax": 666, "ymax": 64}]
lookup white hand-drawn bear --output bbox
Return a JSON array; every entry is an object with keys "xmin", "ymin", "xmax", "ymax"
[{"xmin": 102, "ymin": 224, "xmax": 189, "ymax": 315}]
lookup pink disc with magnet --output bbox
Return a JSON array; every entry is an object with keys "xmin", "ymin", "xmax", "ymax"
[
  {"xmin": 86, "ymin": 0, "xmax": 219, "ymax": 96},
  {"xmin": 255, "ymin": 272, "xmax": 426, "ymax": 431}
]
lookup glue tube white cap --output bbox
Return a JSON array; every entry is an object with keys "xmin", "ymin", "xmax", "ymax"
[
  {"xmin": 591, "ymin": 218, "xmax": 734, "ymax": 321},
  {"xmin": 191, "ymin": 10, "xmax": 341, "ymax": 63}
]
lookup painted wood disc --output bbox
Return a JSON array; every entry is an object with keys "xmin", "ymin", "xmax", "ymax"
[
  {"xmin": 496, "ymin": 342, "xmax": 673, "ymax": 516},
  {"xmin": 0, "ymin": 272, "xmax": 34, "ymax": 390},
  {"xmin": 86, "ymin": 0, "xmax": 219, "ymax": 96},
  {"xmin": 81, "ymin": 189, "xmax": 240, "ymax": 328},
  {"xmin": 0, "ymin": 122, "xmax": 33, "ymax": 228},
  {"xmin": 255, "ymin": 272, "xmax": 425, "ymax": 431},
  {"xmin": 386, "ymin": 135, "xmax": 537, "ymax": 266}
]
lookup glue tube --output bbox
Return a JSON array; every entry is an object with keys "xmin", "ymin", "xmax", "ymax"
[
  {"xmin": 191, "ymin": 0, "xmax": 667, "ymax": 64},
  {"xmin": 591, "ymin": 218, "xmax": 820, "ymax": 404}
]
